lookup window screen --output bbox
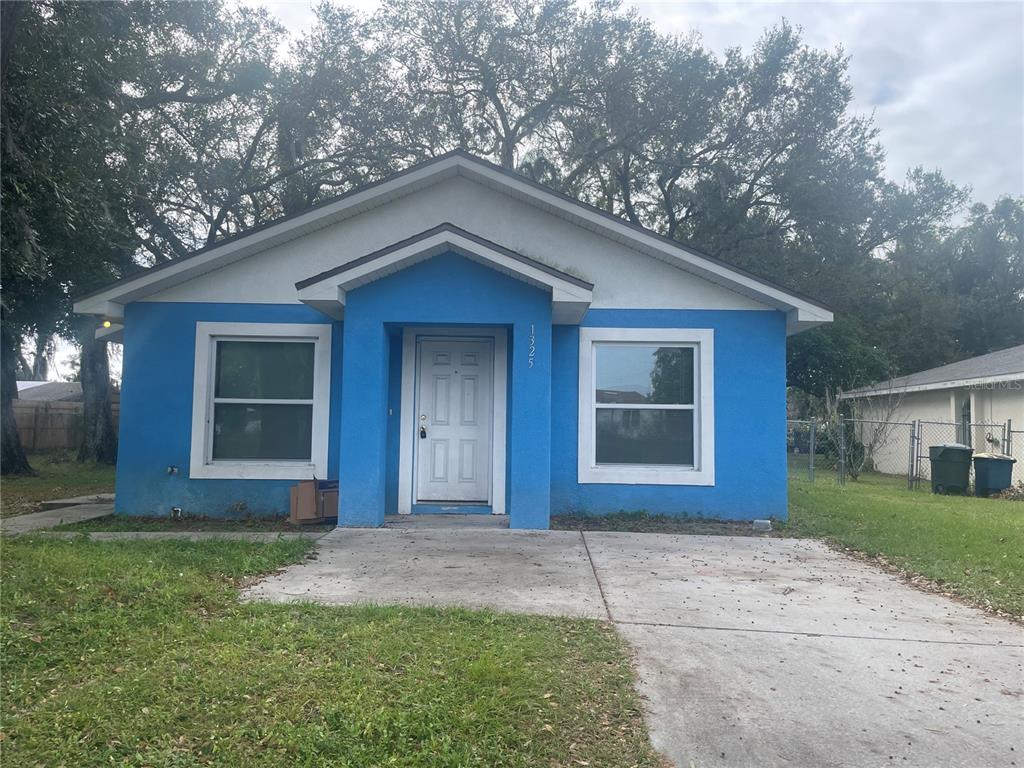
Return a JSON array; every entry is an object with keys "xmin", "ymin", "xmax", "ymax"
[
  {"xmin": 593, "ymin": 344, "xmax": 696, "ymax": 466},
  {"xmin": 210, "ymin": 340, "xmax": 315, "ymax": 462}
]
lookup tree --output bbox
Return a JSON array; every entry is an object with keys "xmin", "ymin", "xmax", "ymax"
[
  {"xmin": 948, "ymin": 197, "xmax": 1024, "ymax": 358},
  {"xmin": 787, "ymin": 317, "xmax": 894, "ymax": 398},
  {"xmin": 1, "ymin": 1, "xmax": 283, "ymax": 470},
  {"xmin": 379, "ymin": 0, "xmax": 590, "ymax": 168}
]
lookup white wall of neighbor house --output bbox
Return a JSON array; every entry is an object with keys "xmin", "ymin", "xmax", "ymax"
[
  {"xmin": 858, "ymin": 388, "xmax": 955, "ymax": 426},
  {"xmin": 856, "ymin": 383, "xmax": 1024, "ymax": 477},
  {"xmin": 141, "ymin": 174, "xmax": 772, "ymax": 312},
  {"xmin": 970, "ymin": 384, "xmax": 1024, "ymax": 466},
  {"xmin": 972, "ymin": 384, "xmax": 1024, "ymax": 428},
  {"xmin": 857, "ymin": 389, "xmax": 955, "ymax": 475}
]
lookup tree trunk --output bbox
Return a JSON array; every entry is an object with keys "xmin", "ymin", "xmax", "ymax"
[
  {"xmin": 1, "ymin": 323, "xmax": 34, "ymax": 475},
  {"xmin": 30, "ymin": 332, "xmax": 50, "ymax": 380},
  {"xmin": 77, "ymin": 329, "xmax": 117, "ymax": 464}
]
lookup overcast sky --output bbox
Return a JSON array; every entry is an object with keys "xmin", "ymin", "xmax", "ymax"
[{"xmin": 253, "ymin": 0, "xmax": 1023, "ymax": 205}]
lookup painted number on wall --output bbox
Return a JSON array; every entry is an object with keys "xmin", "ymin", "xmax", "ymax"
[{"xmin": 528, "ymin": 324, "xmax": 536, "ymax": 368}]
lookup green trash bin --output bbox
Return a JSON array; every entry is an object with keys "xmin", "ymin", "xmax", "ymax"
[
  {"xmin": 929, "ymin": 444, "xmax": 972, "ymax": 495},
  {"xmin": 972, "ymin": 453, "xmax": 1017, "ymax": 497}
]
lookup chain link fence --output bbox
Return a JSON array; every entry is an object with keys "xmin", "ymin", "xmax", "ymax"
[
  {"xmin": 787, "ymin": 419, "xmax": 853, "ymax": 485},
  {"xmin": 1005, "ymin": 427, "xmax": 1022, "ymax": 485},
  {"xmin": 787, "ymin": 417, "xmax": 1018, "ymax": 490}
]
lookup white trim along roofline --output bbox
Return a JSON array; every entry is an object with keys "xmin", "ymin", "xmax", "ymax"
[
  {"xmin": 294, "ymin": 223, "xmax": 593, "ymax": 324},
  {"xmin": 840, "ymin": 372, "xmax": 1024, "ymax": 399},
  {"xmin": 74, "ymin": 151, "xmax": 832, "ymax": 335}
]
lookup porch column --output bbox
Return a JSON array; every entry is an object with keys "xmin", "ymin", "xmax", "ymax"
[
  {"xmin": 508, "ymin": 317, "xmax": 552, "ymax": 529},
  {"xmin": 337, "ymin": 314, "xmax": 389, "ymax": 527}
]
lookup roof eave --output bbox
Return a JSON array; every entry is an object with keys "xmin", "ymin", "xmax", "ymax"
[
  {"xmin": 294, "ymin": 224, "xmax": 595, "ymax": 325},
  {"xmin": 74, "ymin": 152, "xmax": 831, "ymax": 325},
  {"xmin": 840, "ymin": 371, "xmax": 1024, "ymax": 399}
]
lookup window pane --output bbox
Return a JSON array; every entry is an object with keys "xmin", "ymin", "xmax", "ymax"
[
  {"xmin": 212, "ymin": 404, "xmax": 313, "ymax": 460},
  {"xmin": 215, "ymin": 341, "xmax": 314, "ymax": 399},
  {"xmin": 595, "ymin": 345, "xmax": 694, "ymax": 404},
  {"xmin": 596, "ymin": 408, "xmax": 694, "ymax": 466}
]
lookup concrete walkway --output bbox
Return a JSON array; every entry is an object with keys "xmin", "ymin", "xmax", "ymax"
[
  {"xmin": 38, "ymin": 492, "xmax": 115, "ymax": 511},
  {"xmin": 245, "ymin": 528, "xmax": 1023, "ymax": 768},
  {"xmin": 0, "ymin": 502, "xmax": 113, "ymax": 535}
]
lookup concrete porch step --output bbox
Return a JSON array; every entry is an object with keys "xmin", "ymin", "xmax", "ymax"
[{"xmin": 384, "ymin": 514, "xmax": 510, "ymax": 530}]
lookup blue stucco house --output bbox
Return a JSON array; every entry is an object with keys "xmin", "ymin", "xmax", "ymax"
[{"xmin": 74, "ymin": 152, "xmax": 832, "ymax": 529}]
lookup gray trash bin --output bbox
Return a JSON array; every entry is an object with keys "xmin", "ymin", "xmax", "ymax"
[{"xmin": 928, "ymin": 443, "xmax": 972, "ymax": 495}]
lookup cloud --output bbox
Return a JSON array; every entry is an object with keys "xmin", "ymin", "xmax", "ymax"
[{"xmin": 629, "ymin": 1, "xmax": 1023, "ymax": 203}]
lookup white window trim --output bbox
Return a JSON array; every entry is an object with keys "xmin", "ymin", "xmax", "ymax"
[
  {"xmin": 578, "ymin": 327, "xmax": 714, "ymax": 486},
  {"xmin": 189, "ymin": 321, "xmax": 332, "ymax": 480}
]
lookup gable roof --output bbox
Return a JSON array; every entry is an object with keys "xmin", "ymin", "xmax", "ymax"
[
  {"xmin": 15, "ymin": 381, "xmax": 83, "ymax": 402},
  {"xmin": 295, "ymin": 222, "xmax": 594, "ymax": 324},
  {"xmin": 842, "ymin": 344, "xmax": 1024, "ymax": 398},
  {"xmin": 74, "ymin": 150, "xmax": 832, "ymax": 333}
]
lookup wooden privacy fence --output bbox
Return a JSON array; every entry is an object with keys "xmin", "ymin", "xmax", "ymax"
[{"xmin": 12, "ymin": 400, "xmax": 120, "ymax": 451}]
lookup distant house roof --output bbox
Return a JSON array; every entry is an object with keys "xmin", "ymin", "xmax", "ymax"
[
  {"xmin": 15, "ymin": 381, "xmax": 82, "ymax": 402},
  {"xmin": 841, "ymin": 344, "xmax": 1024, "ymax": 398}
]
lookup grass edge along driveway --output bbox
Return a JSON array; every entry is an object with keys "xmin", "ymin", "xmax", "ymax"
[
  {"xmin": 787, "ymin": 473, "xmax": 1024, "ymax": 620},
  {"xmin": 1, "ymin": 536, "xmax": 665, "ymax": 768}
]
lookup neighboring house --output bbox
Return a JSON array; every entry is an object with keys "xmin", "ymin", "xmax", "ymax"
[
  {"xmin": 74, "ymin": 151, "xmax": 832, "ymax": 528},
  {"xmin": 16, "ymin": 381, "xmax": 83, "ymax": 402},
  {"xmin": 13, "ymin": 381, "xmax": 120, "ymax": 451},
  {"xmin": 841, "ymin": 345, "xmax": 1024, "ymax": 477}
]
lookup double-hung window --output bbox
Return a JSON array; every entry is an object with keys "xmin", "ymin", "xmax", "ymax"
[
  {"xmin": 578, "ymin": 328, "xmax": 714, "ymax": 485},
  {"xmin": 190, "ymin": 322, "xmax": 332, "ymax": 479}
]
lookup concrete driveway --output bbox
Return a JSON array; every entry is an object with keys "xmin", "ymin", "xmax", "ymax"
[{"xmin": 245, "ymin": 527, "xmax": 1023, "ymax": 768}]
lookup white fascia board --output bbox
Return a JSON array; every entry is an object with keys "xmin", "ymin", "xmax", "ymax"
[
  {"xmin": 336, "ymin": 231, "xmax": 592, "ymax": 299},
  {"xmin": 786, "ymin": 306, "xmax": 835, "ymax": 335},
  {"xmin": 73, "ymin": 158, "xmax": 465, "ymax": 316},
  {"xmin": 840, "ymin": 373, "xmax": 1024, "ymax": 399},
  {"xmin": 297, "ymin": 230, "xmax": 593, "ymax": 323},
  {"xmin": 74, "ymin": 299, "xmax": 125, "ymax": 320},
  {"xmin": 295, "ymin": 283, "xmax": 346, "ymax": 320}
]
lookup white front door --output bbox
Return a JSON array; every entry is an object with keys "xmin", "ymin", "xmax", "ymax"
[{"xmin": 415, "ymin": 338, "xmax": 494, "ymax": 503}]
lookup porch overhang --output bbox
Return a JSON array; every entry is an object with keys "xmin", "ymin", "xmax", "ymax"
[{"xmin": 294, "ymin": 223, "xmax": 594, "ymax": 324}]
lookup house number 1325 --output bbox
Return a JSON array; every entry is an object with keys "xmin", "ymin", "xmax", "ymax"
[{"xmin": 528, "ymin": 324, "xmax": 536, "ymax": 368}]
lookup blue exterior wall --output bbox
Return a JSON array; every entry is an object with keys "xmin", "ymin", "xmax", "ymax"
[
  {"xmin": 115, "ymin": 302, "xmax": 343, "ymax": 518},
  {"xmin": 550, "ymin": 309, "xmax": 789, "ymax": 520},
  {"xmin": 337, "ymin": 252, "xmax": 552, "ymax": 528},
  {"xmin": 114, "ymin": 269, "xmax": 788, "ymax": 523}
]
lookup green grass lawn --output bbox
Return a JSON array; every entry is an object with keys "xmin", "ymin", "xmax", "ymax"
[
  {"xmin": 1, "ymin": 454, "xmax": 115, "ymax": 518},
  {"xmin": 787, "ymin": 473, "xmax": 1024, "ymax": 618},
  {"xmin": 1, "ymin": 537, "xmax": 663, "ymax": 768},
  {"xmin": 55, "ymin": 515, "xmax": 334, "ymax": 532}
]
